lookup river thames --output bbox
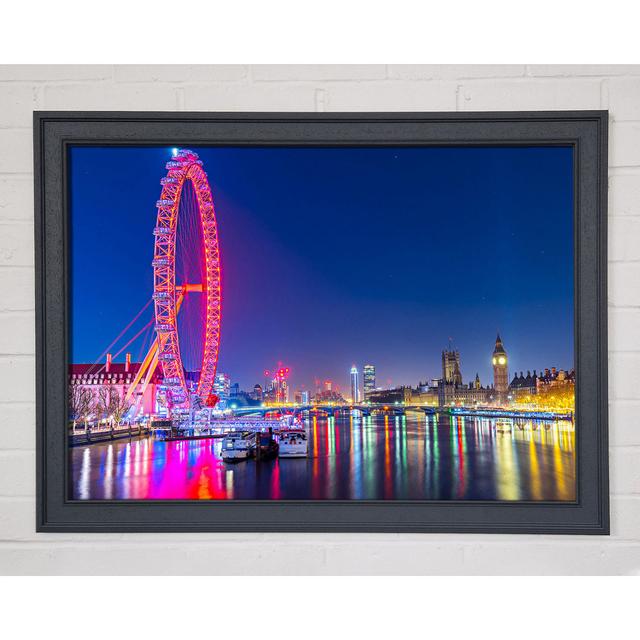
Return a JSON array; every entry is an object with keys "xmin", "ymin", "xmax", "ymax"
[{"xmin": 69, "ymin": 413, "xmax": 575, "ymax": 501}]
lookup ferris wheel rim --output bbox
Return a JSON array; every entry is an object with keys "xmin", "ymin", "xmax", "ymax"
[{"xmin": 152, "ymin": 149, "xmax": 221, "ymax": 409}]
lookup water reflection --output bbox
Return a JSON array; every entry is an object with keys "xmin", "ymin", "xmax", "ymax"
[{"xmin": 70, "ymin": 413, "xmax": 576, "ymax": 501}]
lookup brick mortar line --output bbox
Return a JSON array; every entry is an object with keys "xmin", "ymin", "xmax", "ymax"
[
  {"xmin": 609, "ymin": 166, "xmax": 640, "ymax": 173},
  {"xmin": 0, "ymin": 537, "xmax": 639, "ymax": 546},
  {"xmin": 0, "ymin": 353, "xmax": 36, "ymax": 357},
  {"xmin": 42, "ymin": 79, "xmax": 451, "ymax": 88}
]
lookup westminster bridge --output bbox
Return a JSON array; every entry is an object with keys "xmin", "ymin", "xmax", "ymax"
[{"xmin": 230, "ymin": 403, "xmax": 573, "ymax": 422}]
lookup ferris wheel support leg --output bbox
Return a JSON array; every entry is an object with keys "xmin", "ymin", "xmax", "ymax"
[
  {"xmin": 133, "ymin": 350, "xmax": 160, "ymax": 417},
  {"xmin": 124, "ymin": 338, "xmax": 159, "ymax": 404}
]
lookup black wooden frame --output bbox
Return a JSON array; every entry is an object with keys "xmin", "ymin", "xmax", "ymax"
[{"xmin": 34, "ymin": 111, "xmax": 609, "ymax": 533}]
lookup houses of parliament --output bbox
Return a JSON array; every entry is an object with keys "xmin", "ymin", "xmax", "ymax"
[{"xmin": 367, "ymin": 334, "xmax": 575, "ymax": 408}]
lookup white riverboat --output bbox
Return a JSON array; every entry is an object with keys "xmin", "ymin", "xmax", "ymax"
[
  {"xmin": 278, "ymin": 429, "xmax": 308, "ymax": 458},
  {"xmin": 495, "ymin": 419, "xmax": 513, "ymax": 433},
  {"xmin": 220, "ymin": 432, "xmax": 255, "ymax": 462}
]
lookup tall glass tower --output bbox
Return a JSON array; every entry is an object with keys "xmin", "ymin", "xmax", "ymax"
[
  {"xmin": 350, "ymin": 365, "xmax": 360, "ymax": 403},
  {"xmin": 363, "ymin": 364, "xmax": 376, "ymax": 399}
]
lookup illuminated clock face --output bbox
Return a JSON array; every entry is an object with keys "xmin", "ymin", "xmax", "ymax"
[
  {"xmin": 498, "ymin": 356, "xmax": 506, "ymax": 365},
  {"xmin": 492, "ymin": 357, "xmax": 497, "ymax": 365}
]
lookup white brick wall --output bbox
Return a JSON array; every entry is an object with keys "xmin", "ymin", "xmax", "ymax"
[{"xmin": 0, "ymin": 64, "xmax": 639, "ymax": 575}]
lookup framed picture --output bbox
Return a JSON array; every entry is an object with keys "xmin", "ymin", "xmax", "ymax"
[{"xmin": 35, "ymin": 111, "xmax": 609, "ymax": 533}]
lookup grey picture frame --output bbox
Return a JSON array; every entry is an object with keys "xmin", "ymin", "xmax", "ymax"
[{"xmin": 34, "ymin": 110, "xmax": 609, "ymax": 533}]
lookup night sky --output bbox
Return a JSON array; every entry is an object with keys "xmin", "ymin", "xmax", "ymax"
[{"xmin": 70, "ymin": 145, "xmax": 574, "ymax": 393}]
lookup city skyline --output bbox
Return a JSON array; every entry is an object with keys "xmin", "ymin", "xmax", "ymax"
[
  {"xmin": 70, "ymin": 146, "xmax": 574, "ymax": 392},
  {"xmin": 221, "ymin": 330, "xmax": 573, "ymax": 399}
]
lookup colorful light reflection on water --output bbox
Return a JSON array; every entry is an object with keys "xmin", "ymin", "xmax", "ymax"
[{"xmin": 70, "ymin": 414, "xmax": 576, "ymax": 501}]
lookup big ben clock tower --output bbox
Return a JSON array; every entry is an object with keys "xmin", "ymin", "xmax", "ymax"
[{"xmin": 492, "ymin": 333, "xmax": 509, "ymax": 405}]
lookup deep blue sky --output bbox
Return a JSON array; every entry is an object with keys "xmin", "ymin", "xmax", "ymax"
[{"xmin": 70, "ymin": 146, "xmax": 574, "ymax": 393}]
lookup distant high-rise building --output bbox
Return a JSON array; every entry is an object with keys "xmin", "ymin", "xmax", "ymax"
[
  {"xmin": 492, "ymin": 333, "xmax": 509, "ymax": 403},
  {"xmin": 214, "ymin": 372, "xmax": 231, "ymax": 400},
  {"xmin": 324, "ymin": 380, "xmax": 332, "ymax": 392},
  {"xmin": 363, "ymin": 364, "xmax": 376, "ymax": 398},
  {"xmin": 442, "ymin": 348, "xmax": 462, "ymax": 385},
  {"xmin": 265, "ymin": 365, "xmax": 290, "ymax": 403},
  {"xmin": 350, "ymin": 365, "xmax": 360, "ymax": 403},
  {"xmin": 275, "ymin": 378, "xmax": 289, "ymax": 403},
  {"xmin": 300, "ymin": 390, "xmax": 310, "ymax": 404}
]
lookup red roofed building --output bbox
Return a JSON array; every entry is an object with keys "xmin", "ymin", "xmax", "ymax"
[{"xmin": 69, "ymin": 352, "xmax": 164, "ymax": 420}]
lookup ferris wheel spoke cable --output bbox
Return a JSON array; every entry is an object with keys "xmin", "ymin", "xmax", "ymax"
[
  {"xmin": 86, "ymin": 297, "xmax": 153, "ymax": 375},
  {"xmin": 135, "ymin": 317, "xmax": 156, "ymax": 363},
  {"xmin": 89, "ymin": 316, "xmax": 155, "ymax": 377},
  {"xmin": 111, "ymin": 317, "xmax": 155, "ymax": 361}
]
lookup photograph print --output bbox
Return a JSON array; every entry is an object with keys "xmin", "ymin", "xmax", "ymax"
[{"xmin": 68, "ymin": 144, "xmax": 575, "ymax": 502}]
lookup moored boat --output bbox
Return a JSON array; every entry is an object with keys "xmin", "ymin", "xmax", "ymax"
[
  {"xmin": 495, "ymin": 419, "xmax": 513, "ymax": 433},
  {"xmin": 221, "ymin": 431, "xmax": 255, "ymax": 462},
  {"xmin": 278, "ymin": 429, "xmax": 308, "ymax": 457},
  {"xmin": 256, "ymin": 431, "xmax": 279, "ymax": 460}
]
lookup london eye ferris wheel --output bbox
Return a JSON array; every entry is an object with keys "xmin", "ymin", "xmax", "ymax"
[{"xmin": 152, "ymin": 149, "xmax": 221, "ymax": 410}]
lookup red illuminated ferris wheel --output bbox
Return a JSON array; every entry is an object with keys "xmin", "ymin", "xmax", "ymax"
[{"xmin": 152, "ymin": 149, "xmax": 221, "ymax": 409}]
